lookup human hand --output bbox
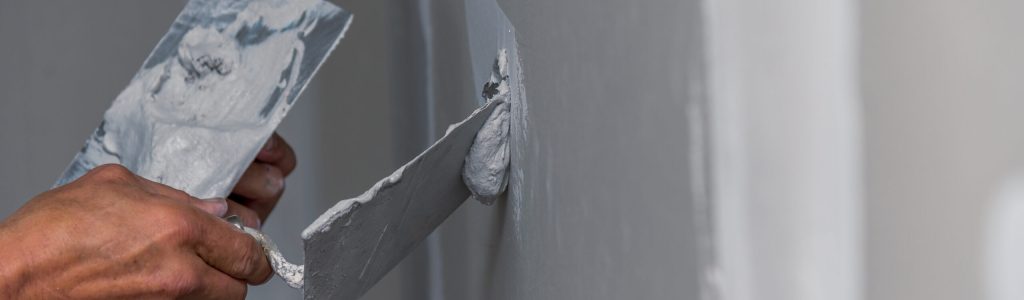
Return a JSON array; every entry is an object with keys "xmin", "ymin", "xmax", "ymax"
[
  {"xmin": 227, "ymin": 132, "xmax": 296, "ymax": 228},
  {"xmin": 0, "ymin": 165, "xmax": 272, "ymax": 299}
]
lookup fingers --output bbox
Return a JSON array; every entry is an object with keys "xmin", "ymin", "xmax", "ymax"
[
  {"xmin": 143, "ymin": 182, "xmax": 271, "ymax": 287},
  {"xmin": 190, "ymin": 198, "xmax": 229, "ymax": 217},
  {"xmin": 229, "ymin": 132, "xmax": 295, "ymax": 222},
  {"xmin": 226, "ymin": 200, "xmax": 262, "ymax": 229},
  {"xmin": 235, "ymin": 162, "xmax": 285, "ymax": 201},
  {"xmin": 232, "ymin": 163, "xmax": 284, "ymax": 220},
  {"xmin": 189, "ymin": 212, "xmax": 273, "ymax": 284},
  {"xmin": 255, "ymin": 133, "xmax": 296, "ymax": 176},
  {"xmin": 52, "ymin": 164, "xmax": 267, "ymax": 299}
]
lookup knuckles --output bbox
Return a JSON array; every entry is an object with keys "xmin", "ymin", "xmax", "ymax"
[
  {"xmin": 39, "ymin": 164, "xmax": 141, "ymax": 208},
  {"xmin": 232, "ymin": 247, "xmax": 258, "ymax": 281},
  {"xmin": 234, "ymin": 204, "xmax": 262, "ymax": 229},
  {"xmin": 161, "ymin": 187, "xmax": 195, "ymax": 203},
  {"xmin": 86, "ymin": 164, "xmax": 135, "ymax": 183},
  {"xmin": 149, "ymin": 204, "xmax": 200, "ymax": 245}
]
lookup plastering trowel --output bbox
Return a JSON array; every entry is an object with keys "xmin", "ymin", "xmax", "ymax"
[
  {"xmin": 56, "ymin": 0, "xmax": 352, "ymax": 199},
  {"xmin": 299, "ymin": 99, "xmax": 505, "ymax": 299},
  {"xmin": 56, "ymin": 0, "xmax": 513, "ymax": 299},
  {"xmin": 221, "ymin": 98, "xmax": 503, "ymax": 300}
]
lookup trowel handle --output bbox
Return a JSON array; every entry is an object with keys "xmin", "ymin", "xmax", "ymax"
[{"xmin": 224, "ymin": 215, "xmax": 305, "ymax": 289}]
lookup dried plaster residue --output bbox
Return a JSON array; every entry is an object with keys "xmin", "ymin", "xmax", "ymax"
[
  {"xmin": 463, "ymin": 49, "xmax": 512, "ymax": 205},
  {"xmin": 238, "ymin": 225, "xmax": 305, "ymax": 288}
]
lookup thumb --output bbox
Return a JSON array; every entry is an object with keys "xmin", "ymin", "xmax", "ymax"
[{"xmin": 190, "ymin": 198, "xmax": 229, "ymax": 217}]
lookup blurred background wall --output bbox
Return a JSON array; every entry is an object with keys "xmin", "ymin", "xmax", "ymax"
[
  {"xmin": 705, "ymin": 0, "xmax": 861, "ymax": 299},
  {"xmin": 861, "ymin": 0, "xmax": 1024, "ymax": 299}
]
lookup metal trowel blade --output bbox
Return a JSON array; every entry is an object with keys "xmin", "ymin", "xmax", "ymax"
[{"xmin": 300, "ymin": 100, "xmax": 502, "ymax": 299}]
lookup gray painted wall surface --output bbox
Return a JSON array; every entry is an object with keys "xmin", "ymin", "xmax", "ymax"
[
  {"xmin": 0, "ymin": 0, "xmax": 704, "ymax": 299},
  {"xmin": 423, "ymin": 0, "xmax": 705, "ymax": 299}
]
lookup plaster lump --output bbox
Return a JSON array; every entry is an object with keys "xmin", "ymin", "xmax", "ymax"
[{"xmin": 463, "ymin": 49, "xmax": 512, "ymax": 205}]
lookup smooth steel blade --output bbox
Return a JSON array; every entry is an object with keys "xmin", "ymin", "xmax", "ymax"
[{"xmin": 300, "ymin": 100, "xmax": 502, "ymax": 299}]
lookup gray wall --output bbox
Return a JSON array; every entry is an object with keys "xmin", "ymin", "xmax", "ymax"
[
  {"xmin": 0, "ymin": 1, "xmax": 185, "ymax": 218},
  {"xmin": 426, "ymin": 0, "xmax": 706, "ymax": 299}
]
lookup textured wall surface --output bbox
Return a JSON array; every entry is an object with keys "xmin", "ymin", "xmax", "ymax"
[{"xmin": 422, "ymin": 0, "xmax": 707, "ymax": 299}]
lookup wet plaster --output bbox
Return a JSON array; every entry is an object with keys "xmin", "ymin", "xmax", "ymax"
[
  {"xmin": 463, "ymin": 50, "xmax": 512, "ymax": 205},
  {"xmin": 53, "ymin": 0, "xmax": 351, "ymax": 199}
]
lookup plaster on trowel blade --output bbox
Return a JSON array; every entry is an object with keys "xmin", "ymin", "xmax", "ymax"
[
  {"xmin": 300, "ymin": 100, "xmax": 502, "ymax": 300},
  {"xmin": 54, "ymin": 0, "xmax": 352, "ymax": 200}
]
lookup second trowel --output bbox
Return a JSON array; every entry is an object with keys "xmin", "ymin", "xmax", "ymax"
[{"xmin": 239, "ymin": 100, "xmax": 503, "ymax": 299}]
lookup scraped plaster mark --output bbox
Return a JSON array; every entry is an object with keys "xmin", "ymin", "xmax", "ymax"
[
  {"xmin": 460, "ymin": 0, "xmax": 528, "ymax": 246},
  {"xmin": 509, "ymin": 49, "xmax": 528, "ymax": 246},
  {"xmin": 484, "ymin": 47, "xmax": 527, "ymax": 245},
  {"xmin": 360, "ymin": 223, "xmax": 391, "ymax": 279}
]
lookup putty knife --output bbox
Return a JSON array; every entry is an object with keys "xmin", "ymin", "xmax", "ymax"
[
  {"xmin": 236, "ymin": 100, "xmax": 500, "ymax": 299},
  {"xmin": 300, "ymin": 100, "xmax": 501, "ymax": 299}
]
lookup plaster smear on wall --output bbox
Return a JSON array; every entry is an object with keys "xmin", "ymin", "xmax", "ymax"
[
  {"xmin": 464, "ymin": 0, "xmax": 528, "ymax": 246},
  {"xmin": 54, "ymin": 0, "xmax": 352, "ymax": 199},
  {"xmin": 411, "ymin": 3, "xmax": 526, "ymax": 298},
  {"xmin": 463, "ymin": 49, "xmax": 512, "ymax": 205}
]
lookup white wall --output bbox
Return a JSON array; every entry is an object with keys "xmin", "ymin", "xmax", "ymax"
[
  {"xmin": 861, "ymin": 0, "xmax": 1024, "ymax": 299},
  {"xmin": 705, "ymin": 0, "xmax": 862, "ymax": 299}
]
